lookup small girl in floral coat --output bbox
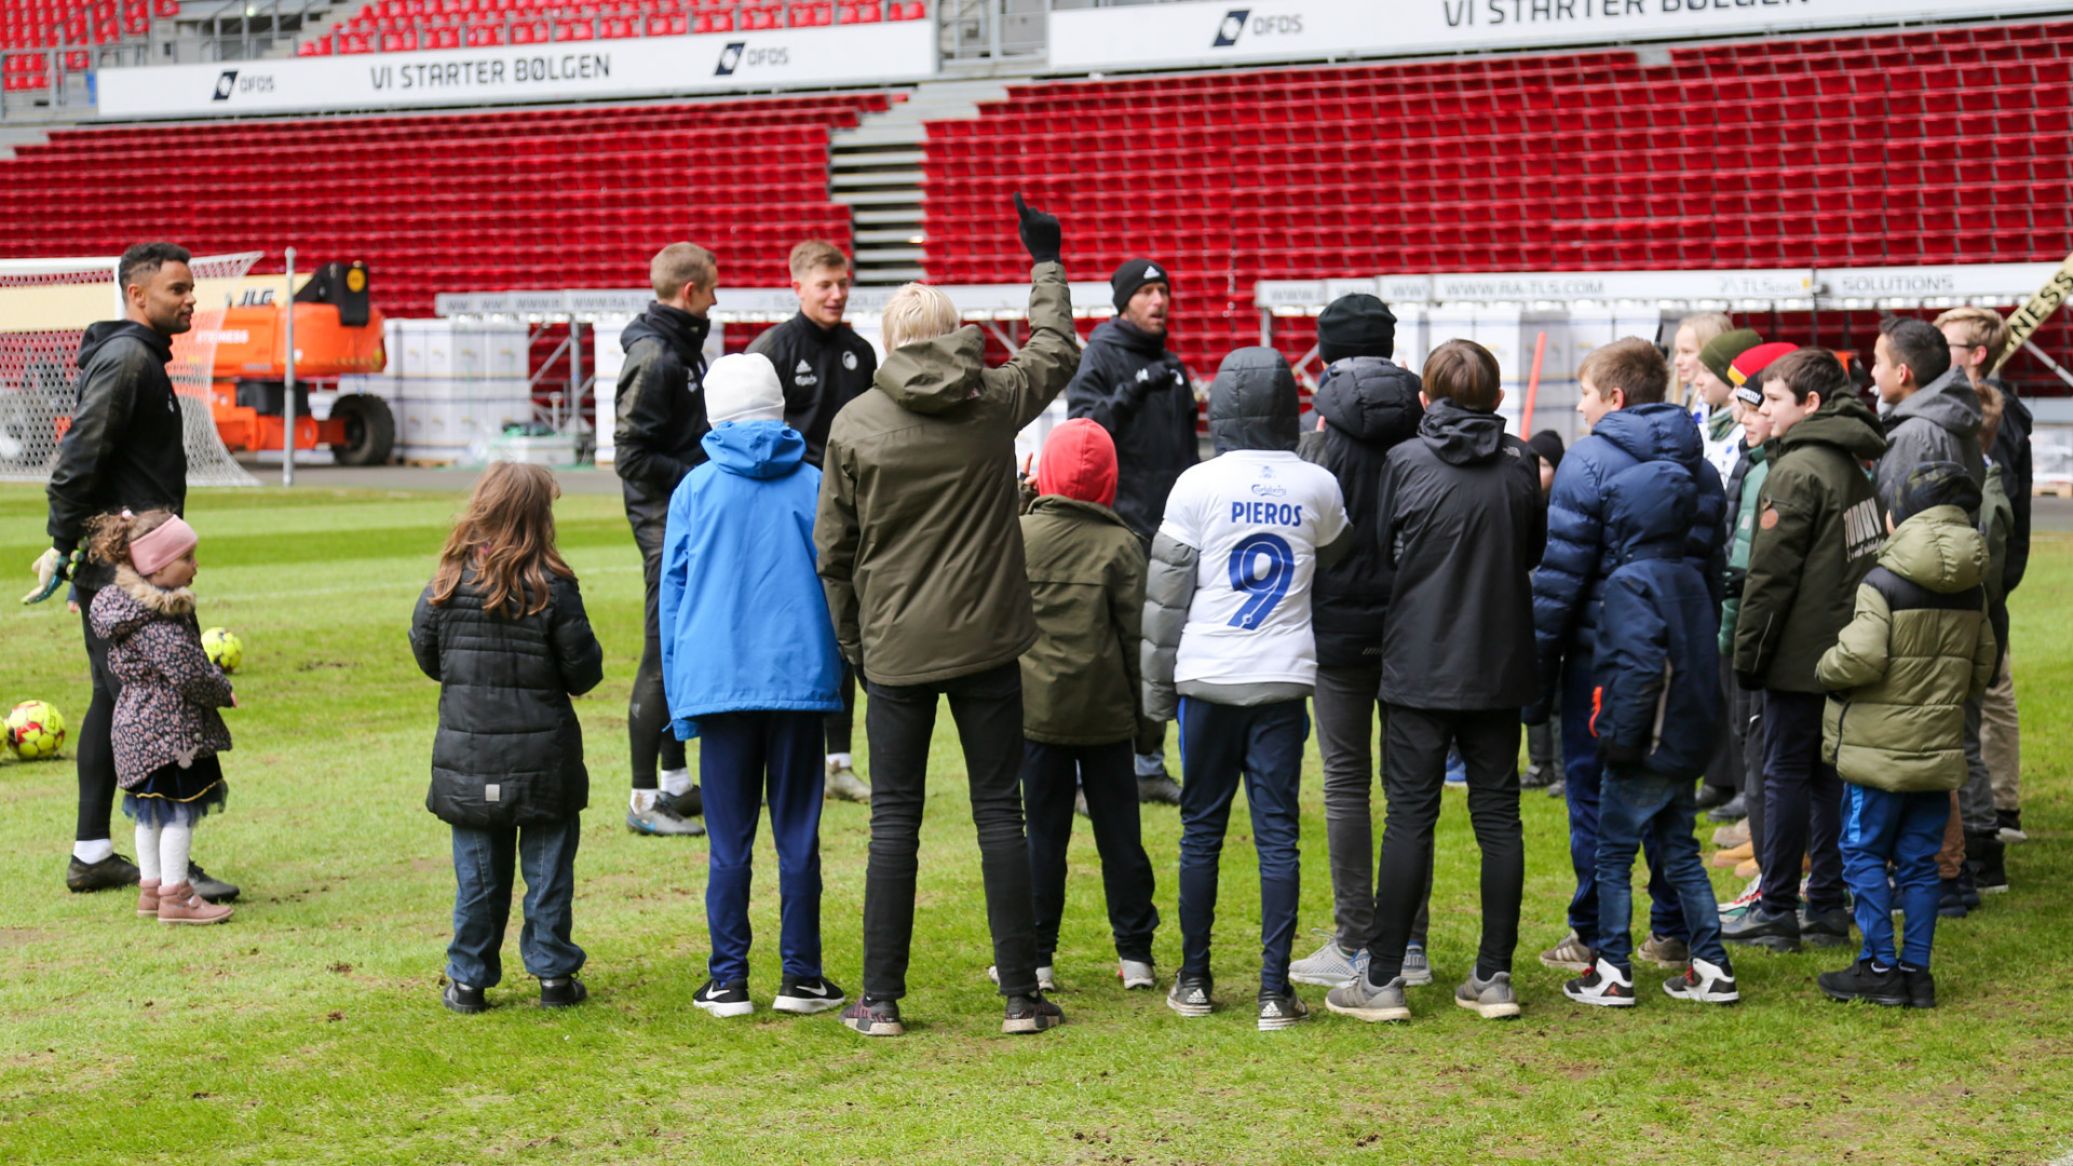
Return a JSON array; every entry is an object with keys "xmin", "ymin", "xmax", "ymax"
[{"xmin": 86, "ymin": 509, "xmax": 235, "ymax": 925}]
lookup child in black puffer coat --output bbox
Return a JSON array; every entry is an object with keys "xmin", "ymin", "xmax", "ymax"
[
  {"xmin": 410, "ymin": 462, "xmax": 604, "ymax": 1014},
  {"xmin": 86, "ymin": 509, "xmax": 235, "ymax": 926}
]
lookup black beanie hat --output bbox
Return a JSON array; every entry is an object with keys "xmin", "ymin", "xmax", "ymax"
[
  {"xmin": 1318, "ymin": 294, "xmax": 1398, "ymax": 363},
  {"xmin": 1890, "ymin": 460, "xmax": 1981, "ymax": 525},
  {"xmin": 1111, "ymin": 259, "xmax": 1171, "ymax": 313},
  {"xmin": 1527, "ymin": 429, "xmax": 1565, "ymax": 472}
]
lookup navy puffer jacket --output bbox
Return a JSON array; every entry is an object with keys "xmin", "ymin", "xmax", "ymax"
[
  {"xmin": 1591, "ymin": 460, "xmax": 1724, "ymax": 777},
  {"xmin": 1532, "ymin": 402, "xmax": 1727, "ymax": 688}
]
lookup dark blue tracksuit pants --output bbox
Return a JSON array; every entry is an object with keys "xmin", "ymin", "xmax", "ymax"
[
  {"xmin": 1596, "ymin": 769, "xmax": 1728, "ymax": 972},
  {"xmin": 1559, "ymin": 649, "xmax": 1688, "ymax": 943},
  {"xmin": 698, "ymin": 710, "xmax": 826, "ymax": 983},
  {"xmin": 1841, "ymin": 784, "xmax": 1947, "ymax": 970},
  {"xmin": 1177, "ymin": 697, "xmax": 1306, "ymax": 995}
]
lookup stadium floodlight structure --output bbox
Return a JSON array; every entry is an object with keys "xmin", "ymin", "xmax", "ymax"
[{"xmin": 0, "ymin": 252, "xmax": 263, "ymax": 486}]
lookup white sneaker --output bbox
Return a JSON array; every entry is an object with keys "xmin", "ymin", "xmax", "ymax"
[
  {"xmin": 1662, "ymin": 958, "xmax": 1740, "ymax": 1005},
  {"xmin": 1562, "ymin": 957, "xmax": 1636, "ymax": 1007},
  {"xmin": 1118, "ymin": 959, "xmax": 1156, "ymax": 990},
  {"xmin": 824, "ymin": 759, "xmax": 871, "ymax": 803},
  {"xmin": 987, "ymin": 964, "xmax": 1057, "ymax": 993},
  {"xmin": 1288, "ymin": 938, "xmax": 1363, "ymax": 988}
]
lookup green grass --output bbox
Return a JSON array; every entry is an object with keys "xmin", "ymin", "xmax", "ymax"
[{"xmin": 1, "ymin": 482, "xmax": 2069, "ymax": 1165}]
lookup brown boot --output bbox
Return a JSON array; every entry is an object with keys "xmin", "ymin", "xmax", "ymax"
[
  {"xmin": 157, "ymin": 882, "xmax": 233, "ymax": 925},
  {"xmin": 137, "ymin": 879, "xmax": 161, "ymax": 918},
  {"xmin": 1710, "ymin": 841, "xmax": 1755, "ymax": 869}
]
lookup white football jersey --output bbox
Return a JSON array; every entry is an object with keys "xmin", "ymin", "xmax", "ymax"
[{"xmin": 1158, "ymin": 449, "xmax": 1350, "ymax": 690}]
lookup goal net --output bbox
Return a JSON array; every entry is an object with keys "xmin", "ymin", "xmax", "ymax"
[{"xmin": 0, "ymin": 252, "xmax": 262, "ymax": 487}]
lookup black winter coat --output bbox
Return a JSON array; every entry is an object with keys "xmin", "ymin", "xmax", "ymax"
[
  {"xmin": 1991, "ymin": 379, "xmax": 2033, "ymax": 594},
  {"xmin": 411, "ymin": 568, "xmax": 605, "ymax": 829},
  {"xmin": 745, "ymin": 313, "xmax": 877, "ymax": 468},
  {"xmin": 1376, "ymin": 399, "xmax": 1545, "ymax": 710},
  {"xmin": 1297, "ymin": 356, "xmax": 1423, "ymax": 668},
  {"xmin": 1065, "ymin": 318, "xmax": 1197, "ymax": 540},
  {"xmin": 614, "ymin": 304, "xmax": 711, "ymax": 499},
  {"xmin": 46, "ymin": 321, "xmax": 186, "ymax": 590}
]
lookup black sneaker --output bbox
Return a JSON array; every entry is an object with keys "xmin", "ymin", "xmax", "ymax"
[
  {"xmin": 442, "ymin": 979, "xmax": 488, "ymax": 1014},
  {"xmin": 1937, "ymin": 879, "xmax": 1970, "ymax": 918},
  {"xmin": 1545, "ymin": 779, "xmax": 1566, "ymax": 799},
  {"xmin": 1256, "ymin": 987, "xmax": 1309, "ymax": 1031},
  {"xmin": 1002, "ymin": 993, "xmax": 1065, "ymax": 1034},
  {"xmin": 1696, "ymin": 784, "xmax": 1735, "ymax": 811},
  {"xmin": 1137, "ymin": 775, "xmax": 1182, "ymax": 805},
  {"xmin": 1722, "ymin": 905, "xmax": 1800, "ymax": 953},
  {"xmin": 773, "ymin": 974, "xmax": 847, "ymax": 1015},
  {"xmin": 692, "ymin": 978, "xmax": 753, "ymax": 1018},
  {"xmin": 1709, "ymin": 793, "xmax": 1749, "ymax": 823},
  {"xmin": 659, "ymin": 786, "xmax": 703, "ymax": 818},
  {"xmin": 841, "ymin": 996, "xmax": 904, "ymax": 1037},
  {"xmin": 65, "ymin": 852, "xmax": 141, "ymax": 893},
  {"xmin": 1519, "ymin": 762, "xmax": 1554, "ymax": 790},
  {"xmin": 188, "ymin": 861, "xmax": 239, "ymax": 903},
  {"xmin": 1818, "ymin": 959, "xmax": 1907, "ymax": 1006},
  {"xmin": 1902, "ymin": 966, "xmax": 1937, "ymax": 1009},
  {"xmin": 1996, "ymin": 808, "xmax": 2026, "ymax": 844},
  {"xmin": 1966, "ymin": 832, "xmax": 2009, "ymax": 894},
  {"xmin": 539, "ymin": 974, "xmax": 588, "ymax": 1008},
  {"xmin": 1166, "ymin": 971, "xmax": 1214, "ymax": 1017},
  {"xmin": 1800, "ymin": 906, "xmax": 1853, "ymax": 949}
]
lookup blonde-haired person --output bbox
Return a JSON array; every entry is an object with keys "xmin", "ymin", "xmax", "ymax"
[
  {"xmin": 1937, "ymin": 306, "xmax": 2034, "ymax": 833},
  {"xmin": 412, "ymin": 462, "xmax": 606, "ymax": 1014},
  {"xmin": 1670, "ymin": 311, "xmax": 1733, "ymax": 408},
  {"xmin": 815, "ymin": 194, "xmax": 1080, "ymax": 1038},
  {"xmin": 747, "ymin": 240, "xmax": 880, "ymax": 804}
]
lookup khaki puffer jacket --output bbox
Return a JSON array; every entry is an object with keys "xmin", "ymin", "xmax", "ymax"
[{"xmin": 1817, "ymin": 506, "xmax": 1997, "ymax": 792}]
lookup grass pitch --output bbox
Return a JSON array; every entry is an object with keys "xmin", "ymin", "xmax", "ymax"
[{"xmin": 1, "ymin": 482, "xmax": 2069, "ymax": 1165}]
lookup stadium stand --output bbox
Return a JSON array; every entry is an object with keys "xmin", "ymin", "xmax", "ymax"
[
  {"xmin": 2, "ymin": 0, "xmax": 175, "ymax": 91},
  {"xmin": 0, "ymin": 94, "xmax": 886, "ymax": 317},
  {"xmin": 923, "ymin": 20, "xmax": 2073, "ymax": 378},
  {"xmin": 300, "ymin": 0, "xmax": 927, "ymax": 56}
]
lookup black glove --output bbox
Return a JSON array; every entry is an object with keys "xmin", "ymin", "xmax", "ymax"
[
  {"xmin": 1014, "ymin": 192, "xmax": 1061, "ymax": 264},
  {"xmin": 1735, "ymin": 670, "xmax": 1765, "ymax": 692}
]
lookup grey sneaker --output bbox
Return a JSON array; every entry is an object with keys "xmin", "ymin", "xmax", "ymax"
[
  {"xmin": 1538, "ymin": 931, "xmax": 1594, "ymax": 972},
  {"xmin": 1325, "ymin": 974, "xmax": 1410, "ymax": 1023},
  {"xmin": 1454, "ymin": 970, "xmax": 1521, "ymax": 1019},
  {"xmin": 1137, "ymin": 774, "xmax": 1182, "ymax": 805},
  {"xmin": 1117, "ymin": 959, "xmax": 1156, "ymax": 990},
  {"xmin": 1400, "ymin": 943, "xmax": 1433, "ymax": 987},
  {"xmin": 1257, "ymin": 988, "xmax": 1309, "ymax": 1031},
  {"xmin": 1288, "ymin": 938, "xmax": 1363, "ymax": 988},
  {"xmin": 824, "ymin": 759, "xmax": 871, "ymax": 803},
  {"xmin": 627, "ymin": 801, "xmax": 705, "ymax": 837},
  {"xmin": 1638, "ymin": 933, "xmax": 1691, "ymax": 969},
  {"xmin": 986, "ymin": 964, "xmax": 1057, "ymax": 993}
]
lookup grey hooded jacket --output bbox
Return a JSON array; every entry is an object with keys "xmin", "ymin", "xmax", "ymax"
[{"xmin": 1876, "ymin": 368, "xmax": 1985, "ymax": 510}]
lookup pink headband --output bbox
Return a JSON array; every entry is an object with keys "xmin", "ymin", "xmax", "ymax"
[{"xmin": 129, "ymin": 515, "xmax": 198, "ymax": 577}]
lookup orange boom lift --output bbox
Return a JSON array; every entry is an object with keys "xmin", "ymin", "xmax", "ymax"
[{"xmin": 208, "ymin": 260, "xmax": 397, "ymax": 466}]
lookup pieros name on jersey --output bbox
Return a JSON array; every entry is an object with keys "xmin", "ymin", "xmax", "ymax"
[{"xmin": 1231, "ymin": 501, "xmax": 1305, "ymax": 526}]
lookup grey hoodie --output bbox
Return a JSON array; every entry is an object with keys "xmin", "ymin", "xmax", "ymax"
[{"xmin": 1876, "ymin": 368, "xmax": 1985, "ymax": 512}]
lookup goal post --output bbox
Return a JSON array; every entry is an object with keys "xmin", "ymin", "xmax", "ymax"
[{"xmin": 0, "ymin": 252, "xmax": 264, "ymax": 487}]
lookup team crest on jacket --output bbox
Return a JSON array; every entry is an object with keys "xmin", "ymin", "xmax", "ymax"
[{"xmin": 842, "ymin": 350, "xmax": 858, "ymax": 371}]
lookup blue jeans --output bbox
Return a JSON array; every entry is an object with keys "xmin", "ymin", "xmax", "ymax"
[
  {"xmin": 1841, "ymin": 785, "xmax": 1947, "ymax": 969},
  {"xmin": 1177, "ymin": 697, "xmax": 1307, "ymax": 994},
  {"xmin": 1559, "ymin": 649, "xmax": 1687, "ymax": 942},
  {"xmin": 1595, "ymin": 769, "xmax": 1725, "ymax": 972},
  {"xmin": 447, "ymin": 815, "xmax": 584, "ymax": 988},
  {"xmin": 699, "ymin": 710, "xmax": 826, "ymax": 983}
]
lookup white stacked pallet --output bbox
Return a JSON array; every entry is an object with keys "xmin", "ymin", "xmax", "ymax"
[{"xmin": 381, "ymin": 319, "xmax": 534, "ymax": 463}]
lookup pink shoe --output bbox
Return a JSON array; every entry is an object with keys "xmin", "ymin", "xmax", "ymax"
[
  {"xmin": 137, "ymin": 878, "xmax": 161, "ymax": 918},
  {"xmin": 157, "ymin": 882, "xmax": 233, "ymax": 925}
]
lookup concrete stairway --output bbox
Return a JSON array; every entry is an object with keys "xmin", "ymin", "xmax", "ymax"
[{"xmin": 832, "ymin": 77, "xmax": 1007, "ymax": 286}]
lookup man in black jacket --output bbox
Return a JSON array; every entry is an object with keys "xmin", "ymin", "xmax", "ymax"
[
  {"xmin": 614, "ymin": 241, "xmax": 717, "ymax": 837},
  {"xmin": 747, "ymin": 240, "xmax": 877, "ymax": 803},
  {"xmin": 1326, "ymin": 339, "xmax": 1545, "ymax": 1025},
  {"xmin": 27, "ymin": 242, "xmax": 233, "ymax": 902},
  {"xmin": 1286, "ymin": 295, "xmax": 1430, "ymax": 991},
  {"xmin": 1066, "ymin": 259, "xmax": 1197, "ymax": 802}
]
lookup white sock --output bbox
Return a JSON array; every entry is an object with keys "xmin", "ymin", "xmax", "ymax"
[
  {"xmin": 133, "ymin": 824, "xmax": 162, "ymax": 883},
  {"xmin": 659, "ymin": 768, "xmax": 692, "ymax": 798},
  {"xmin": 159, "ymin": 822, "xmax": 193, "ymax": 889},
  {"xmin": 827, "ymin": 753, "xmax": 852, "ymax": 770},
  {"xmin": 630, "ymin": 788, "xmax": 659, "ymax": 814},
  {"xmin": 73, "ymin": 838, "xmax": 114, "ymax": 864}
]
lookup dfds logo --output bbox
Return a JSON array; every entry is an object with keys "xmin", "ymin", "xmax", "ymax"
[
  {"xmin": 714, "ymin": 42, "xmax": 746, "ymax": 75},
  {"xmin": 1212, "ymin": 7, "xmax": 1303, "ymax": 48},
  {"xmin": 213, "ymin": 70, "xmax": 237, "ymax": 100}
]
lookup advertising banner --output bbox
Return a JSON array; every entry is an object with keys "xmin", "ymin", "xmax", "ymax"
[{"xmin": 98, "ymin": 21, "xmax": 935, "ymax": 119}]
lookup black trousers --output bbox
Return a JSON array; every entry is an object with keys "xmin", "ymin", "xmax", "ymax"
[
  {"xmin": 861, "ymin": 662, "xmax": 1039, "ymax": 1000},
  {"xmin": 626, "ymin": 498, "xmax": 686, "ymax": 789},
  {"xmin": 1021, "ymin": 739, "xmax": 1158, "ymax": 964},
  {"xmin": 1365, "ymin": 705, "xmax": 1523, "ymax": 984},
  {"xmin": 1704, "ymin": 654, "xmax": 1741, "ymax": 795},
  {"xmin": 1758, "ymin": 689, "xmax": 1846, "ymax": 914},
  {"xmin": 74, "ymin": 589, "xmax": 119, "ymax": 842}
]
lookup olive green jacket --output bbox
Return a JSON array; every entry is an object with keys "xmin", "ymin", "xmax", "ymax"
[
  {"xmin": 1817, "ymin": 506, "xmax": 1996, "ymax": 792},
  {"xmin": 815, "ymin": 263, "xmax": 1080, "ymax": 686},
  {"xmin": 1018, "ymin": 495, "xmax": 1150, "ymax": 746}
]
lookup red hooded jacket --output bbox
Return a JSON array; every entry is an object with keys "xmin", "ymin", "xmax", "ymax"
[{"xmin": 1036, "ymin": 417, "xmax": 1118, "ymax": 508}]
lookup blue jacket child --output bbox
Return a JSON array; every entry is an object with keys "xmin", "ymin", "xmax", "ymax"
[
  {"xmin": 1563, "ymin": 458, "xmax": 1739, "ymax": 1010},
  {"xmin": 657, "ymin": 352, "xmax": 848, "ymax": 1019}
]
